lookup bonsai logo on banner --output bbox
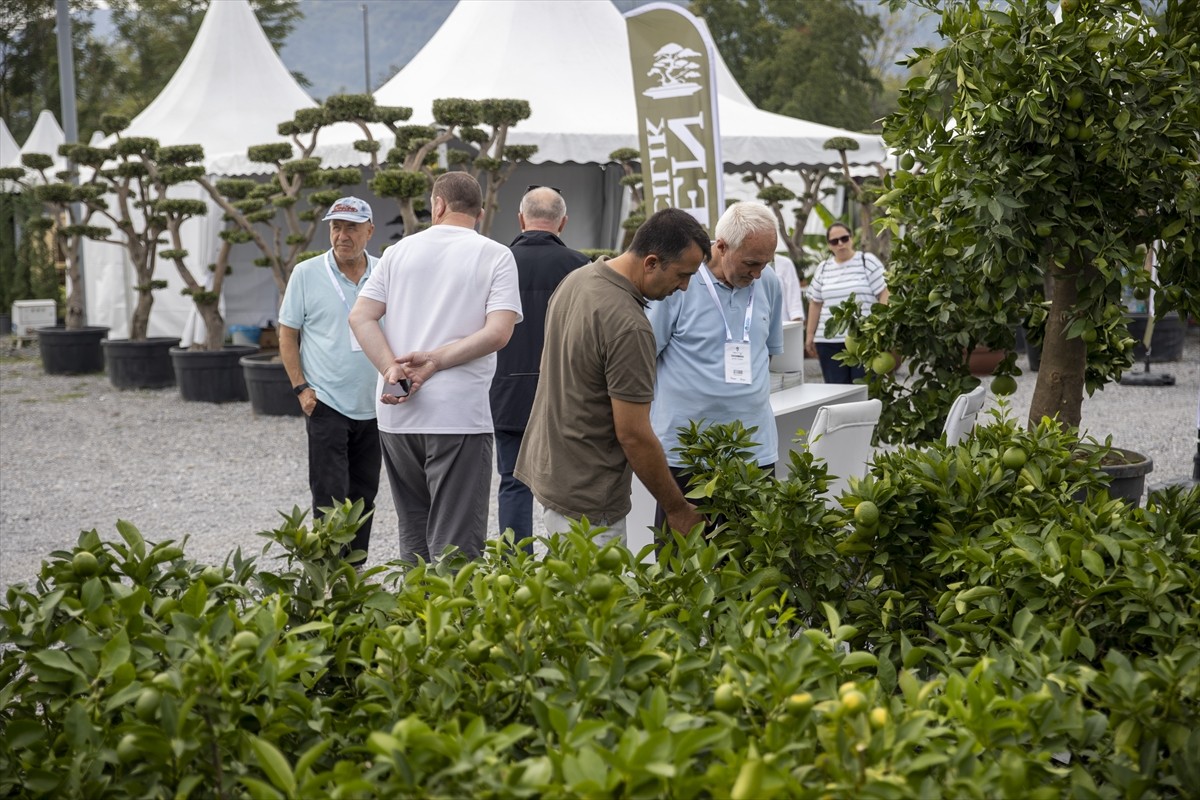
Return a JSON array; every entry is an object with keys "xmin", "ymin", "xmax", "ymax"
[{"xmin": 625, "ymin": 3, "xmax": 723, "ymax": 233}]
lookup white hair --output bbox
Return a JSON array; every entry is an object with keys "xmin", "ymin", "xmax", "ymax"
[
  {"xmin": 519, "ymin": 187, "xmax": 567, "ymax": 223},
  {"xmin": 714, "ymin": 202, "xmax": 777, "ymax": 251}
]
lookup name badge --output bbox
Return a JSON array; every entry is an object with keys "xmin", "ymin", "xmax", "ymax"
[{"xmin": 725, "ymin": 342, "xmax": 751, "ymax": 384}]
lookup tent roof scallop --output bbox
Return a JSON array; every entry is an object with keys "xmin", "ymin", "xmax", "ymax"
[
  {"xmin": 119, "ymin": 0, "xmax": 316, "ymax": 175},
  {"xmin": 373, "ymin": 0, "xmax": 886, "ymax": 170}
]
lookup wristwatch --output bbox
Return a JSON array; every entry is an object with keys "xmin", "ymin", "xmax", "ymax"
[{"xmin": 292, "ymin": 382, "xmax": 310, "ymax": 396}]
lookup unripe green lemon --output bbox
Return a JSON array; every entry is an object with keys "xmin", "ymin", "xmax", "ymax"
[
  {"xmin": 585, "ymin": 573, "xmax": 615, "ymax": 601},
  {"xmin": 231, "ymin": 631, "xmax": 260, "ymax": 652},
  {"xmin": 1081, "ymin": 328, "xmax": 1097, "ymax": 344},
  {"xmin": 841, "ymin": 690, "xmax": 868, "ymax": 714},
  {"xmin": 135, "ymin": 687, "xmax": 161, "ymax": 722},
  {"xmin": 869, "ymin": 707, "xmax": 890, "ymax": 728},
  {"xmin": 843, "ymin": 333, "xmax": 860, "ymax": 357},
  {"xmin": 496, "ymin": 574, "xmax": 514, "ymax": 590},
  {"xmin": 513, "ymin": 585, "xmax": 534, "ymax": 607},
  {"xmin": 854, "ymin": 501, "xmax": 880, "ymax": 528},
  {"xmin": 990, "ymin": 374, "xmax": 1018, "ymax": 395},
  {"xmin": 200, "ymin": 566, "xmax": 224, "ymax": 587},
  {"xmin": 899, "ymin": 153, "xmax": 916, "ymax": 171},
  {"xmin": 785, "ymin": 692, "xmax": 814, "ymax": 714},
  {"xmin": 112, "ymin": 662, "xmax": 136, "ymax": 687},
  {"xmin": 1066, "ymin": 88, "xmax": 1085, "ymax": 110},
  {"xmin": 714, "ymin": 683, "xmax": 740, "ymax": 712},
  {"xmin": 597, "ymin": 547, "xmax": 624, "ymax": 573},
  {"xmin": 870, "ymin": 352, "xmax": 896, "ymax": 375},
  {"xmin": 1035, "ymin": 223, "xmax": 1052, "ymax": 237},
  {"xmin": 117, "ymin": 733, "xmax": 140, "ymax": 763},
  {"xmin": 1065, "ymin": 122, "xmax": 1080, "ymax": 140},
  {"xmin": 465, "ymin": 640, "xmax": 491, "ymax": 665},
  {"xmin": 1001, "ymin": 447, "xmax": 1028, "ymax": 470},
  {"xmin": 72, "ymin": 551, "xmax": 100, "ymax": 578},
  {"xmin": 624, "ymin": 672, "xmax": 650, "ymax": 691}
]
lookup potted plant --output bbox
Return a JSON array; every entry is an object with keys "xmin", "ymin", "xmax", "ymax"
[
  {"xmin": 0, "ymin": 153, "xmax": 110, "ymax": 373},
  {"xmin": 847, "ymin": 0, "xmax": 1198, "ymax": 504},
  {"xmin": 51, "ymin": 115, "xmax": 223, "ymax": 389}
]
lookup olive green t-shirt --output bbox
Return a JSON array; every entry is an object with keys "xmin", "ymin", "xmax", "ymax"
[{"xmin": 515, "ymin": 259, "xmax": 656, "ymax": 521}]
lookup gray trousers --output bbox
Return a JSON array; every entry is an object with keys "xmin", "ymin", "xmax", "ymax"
[{"xmin": 380, "ymin": 432, "xmax": 492, "ymax": 564}]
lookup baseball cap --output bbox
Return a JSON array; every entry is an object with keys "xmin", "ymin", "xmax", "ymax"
[{"xmin": 323, "ymin": 197, "xmax": 372, "ymax": 223}]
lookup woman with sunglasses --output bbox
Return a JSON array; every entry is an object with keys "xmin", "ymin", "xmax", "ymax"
[{"xmin": 803, "ymin": 222, "xmax": 889, "ymax": 383}]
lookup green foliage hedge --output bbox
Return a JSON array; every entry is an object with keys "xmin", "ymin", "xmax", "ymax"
[{"xmin": 2, "ymin": 416, "xmax": 1198, "ymax": 797}]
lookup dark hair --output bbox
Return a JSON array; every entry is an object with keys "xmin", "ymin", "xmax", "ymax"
[
  {"xmin": 432, "ymin": 172, "xmax": 483, "ymax": 216},
  {"xmin": 827, "ymin": 222, "xmax": 853, "ymax": 239},
  {"xmin": 629, "ymin": 208, "xmax": 712, "ymax": 266}
]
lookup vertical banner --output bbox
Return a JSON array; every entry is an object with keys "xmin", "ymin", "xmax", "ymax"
[{"xmin": 625, "ymin": 3, "xmax": 723, "ymax": 234}]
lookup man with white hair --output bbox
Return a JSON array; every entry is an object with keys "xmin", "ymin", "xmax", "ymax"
[
  {"xmin": 646, "ymin": 201, "xmax": 785, "ymax": 526},
  {"xmin": 489, "ymin": 185, "xmax": 589, "ymax": 552}
]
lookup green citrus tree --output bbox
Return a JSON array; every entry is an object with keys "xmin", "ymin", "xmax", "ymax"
[{"xmin": 855, "ymin": 0, "xmax": 1200, "ymax": 444}]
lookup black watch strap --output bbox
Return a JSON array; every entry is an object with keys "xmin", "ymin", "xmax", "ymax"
[{"xmin": 292, "ymin": 382, "xmax": 310, "ymax": 396}]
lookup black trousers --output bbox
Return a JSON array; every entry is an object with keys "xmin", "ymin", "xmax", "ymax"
[{"xmin": 306, "ymin": 401, "xmax": 381, "ymax": 559}]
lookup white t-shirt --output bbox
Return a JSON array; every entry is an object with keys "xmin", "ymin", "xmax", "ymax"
[
  {"xmin": 772, "ymin": 253, "xmax": 807, "ymax": 321},
  {"xmin": 808, "ymin": 251, "xmax": 887, "ymax": 343},
  {"xmin": 359, "ymin": 224, "xmax": 522, "ymax": 434}
]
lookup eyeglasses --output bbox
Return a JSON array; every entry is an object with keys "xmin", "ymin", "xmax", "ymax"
[
  {"xmin": 525, "ymin": 184, "xmax": 562, "ymax": 195},
  {"xmin": 828, "ymin": 234, "xmax": 852, "ymax": 245}
]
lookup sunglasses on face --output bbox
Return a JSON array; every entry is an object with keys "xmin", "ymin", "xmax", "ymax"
[
  {"xmin": 525, "ymin": 184, "xmax": 562, "ymax": 195},
  {"xmin": 828, "ymin": 234, "xmax": 852, "ymax": 245}
]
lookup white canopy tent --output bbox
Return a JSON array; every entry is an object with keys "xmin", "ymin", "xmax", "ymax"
[
  {"xmin": 1, "ymin": 119, "xmax": 20, "ymax": 169},
  {"xmin": 358, "ymin": 0, "xmax": 888, "ymax": 247},
  {"xmin": 83, "ymin": 0, "xmax": 317, "ymax": 341},
  {"xmin": 9, "ymin": 110, "xmax": 67, "ymax": 179}
]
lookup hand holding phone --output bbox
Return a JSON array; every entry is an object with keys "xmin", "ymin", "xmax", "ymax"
[{"xmin": 383, "ymin": 377, "xmax": 411, "ymax": 397}]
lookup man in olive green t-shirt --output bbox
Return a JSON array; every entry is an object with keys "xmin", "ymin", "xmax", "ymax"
[{"xmin": 514, "ymin": 209, "xmax": 711, "ymax": 544}]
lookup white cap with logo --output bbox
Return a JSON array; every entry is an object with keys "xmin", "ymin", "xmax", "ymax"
[{"xmin": 323, "ymin": 196, "xmax": 372, "ymax": 223}]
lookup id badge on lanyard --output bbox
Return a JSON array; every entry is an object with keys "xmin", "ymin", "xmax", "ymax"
[
  {"xmin": 325, "ymin": 251, "xmax": 364, "ymax": 351},
  {"xmin": 700, "ymin": 266, "xmax": 753, "ymax": 385}
]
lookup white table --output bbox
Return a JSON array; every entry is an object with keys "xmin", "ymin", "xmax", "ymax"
[{"xmin": 627, "ymin": 382, "xmax": 869, "ymax": 553}]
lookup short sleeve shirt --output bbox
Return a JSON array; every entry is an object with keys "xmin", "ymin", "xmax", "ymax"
[{"xmin": 515, "ymin": 260, "xmax": 656, "ymax": 521}]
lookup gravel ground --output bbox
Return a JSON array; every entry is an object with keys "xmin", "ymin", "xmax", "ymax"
[{"xmin": 2, "ymin": 328, "xmax": 1197, "ymax": 594}]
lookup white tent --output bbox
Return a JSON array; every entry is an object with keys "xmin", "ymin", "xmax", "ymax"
[
  {"xmin": 84, "ymin": 0, "xmax": 317, "ymax": 340},
  {"xmin": 10, "ymin": 110, "xmax": 66, "ymax": 179},
  {"xmin": 365, "ymin": 0, "xmax": 887, "ymax": 247},
  {"xmin": 1, "ymin": 119, "xmax": 20, "ymax": 168}
]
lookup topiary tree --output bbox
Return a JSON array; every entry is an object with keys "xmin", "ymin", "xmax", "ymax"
[
  {"xmin": 0, "ymin": 154, "xmax": 111, "ymax": 330},
  {"xmin": 12, "ymin": 114, "xmax": 214, "ymax": 341},
  {"xmin": 451, "ymin": 98, "xmax": 536, "ymax": 238},
  {"xmin": 609, "ymin": 147, "xmax": 646, "ymax": 252},
  {"xmin": 195, "ymin": 100, "xmax": 365, "ymax": 303},
  {"xmin": 854, "ymin": 0, "xmax": 1200, "ymax": 444}
]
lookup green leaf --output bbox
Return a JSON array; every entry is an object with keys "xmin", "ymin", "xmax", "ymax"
[
  {"xmin": 248, "ymin": 735, "xmax": 296, "ymax": 797},
  {"xmin": 30, "ymin": 649, "xmax": 83, "ymax": 681},
  {"xmin": 840, "ymin": 651, "xmax": 879, "ymax": 671},
  {"xmin": 116, "ymin": 520, "xmax": 145, "ymax": 559},
  {"xmin": 99, "ymin": 629, "xmax": 131, "ymax": 680},
  {"xmin": 1080, "ymin": 550, "xmax": 1105, "ymax": 578}
]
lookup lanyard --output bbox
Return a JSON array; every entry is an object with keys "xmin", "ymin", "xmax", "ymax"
[
  {"xmin": 324, "ymin": 249, "xmax": 370, "ymax": 311},
  {"xmin": 699, "ymin": 264, "xmax": 753, "ymax": 343}
]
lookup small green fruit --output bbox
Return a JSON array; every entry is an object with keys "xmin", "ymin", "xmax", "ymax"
[
  {"xmin": 854, "ymin": 501, "xmax": 880, "ymax": 528},
  {"xmin": 585, "ymin": 573, "xmax": 615, "ymax": 601},
  {"xmin": 785, "ymin": 692, "xmax": 814, "ymax": 714},
  {"xmin": 465, "ymin": 640, "xmax": 491, "ymax": 665},
  {"xmin": 135, "ymin": 687, "xmax": 161, "ymax": 722},
  {"xmin": 1002, "ymin": 447, "xmax": 1028, "ymax": 470},
  {"xmin": 72, "ymin": 551, "xmax": 100, "ymax": 578},
  {"xmin": 597, "ymin": 547, "xmax": 624, "ymax": 573},
  {"xmin": 1066, "ymin": 88, "xmax": 1085, "ymax": 110},
  {"xmin": 990, "ymin": 374, "xmax": 1018, "ymax": 396},
  {"xmin": 1035, "ymin": 224, "xmax": 1052, "ymax": 238},
  {"xmin": 1064, "ymin": 122, "xmax": 1080, "ymax": 140},
  {"xmin": 843, "ymin": 333, "xmax": 860, "ymax": 357},
  {"xmin": 841, "ymin": 690, "xmax": 868, "ymax": 714},
  {"xmin": 231, "ymin": 631, "xmax": 260, "ymax": 652},
  {"xmin": 513, "ymin": 586, "xmax": 534, "ymax": 607},
  {"xmin": 112, "ymin": 662, "xmax": 136, "ymax": 687},
  {"xmin": 200, "ymin": 566, "xmax": 223, "ymax": 587},
  {"xmin": 714, "ymin": 683, "xmax": 740, "ymax": 712},
  {"xmin": 117, "ymin": 733, "xmax": 140, "ymax": 764},
  {"xmin": 899, "ymin": 153, "xmax": 915, "ymax": 170},
  {"xmin": 869, "ymin": 707, "xmax": 890, "ymax": 728},
  {"xmin": 870, "ymin": 352, "xmax": 896, "ymax": 375}
]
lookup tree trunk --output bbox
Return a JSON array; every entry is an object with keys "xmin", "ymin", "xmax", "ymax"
[
  {"xmin": 63, "ymin": 236, "xmax": 85, "ymax": 330},
  {"xmin": 129, "ymin": 290, "xmax": 154, "ymax": 341},
  {"xmin": 1028, "ymin": 260, "xmax": 1090, "ymax": 430},
  {"xmin": 197, "ymin": 300, "xmax": 224, "ymax": 351}
]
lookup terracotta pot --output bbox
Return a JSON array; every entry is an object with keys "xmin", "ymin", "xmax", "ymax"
[{"xmin": 966, "ymin": 346, "xmax": 1008, "ymax": 376}]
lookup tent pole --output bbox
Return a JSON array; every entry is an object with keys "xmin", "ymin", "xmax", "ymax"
[
  {"xmin": 56, "ymin": 0, "xmax": 87, "ymax": 324},
  {"xmin": 362, "ymin": 4, "xmax": 371, "ymax": 93}
]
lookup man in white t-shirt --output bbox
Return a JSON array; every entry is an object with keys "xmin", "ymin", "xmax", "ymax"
[{"xmin": 349, "ymin": 173, "xmax": 523, "ymax": 563}]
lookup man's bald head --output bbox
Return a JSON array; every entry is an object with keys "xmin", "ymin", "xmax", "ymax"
[{"xmin": 519, "ymin": 186, "xmax": 567, "ymax": 233}]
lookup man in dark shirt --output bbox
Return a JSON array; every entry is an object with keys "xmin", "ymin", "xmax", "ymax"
[{"xmin": 489, "ymin": 185, "xmax": 589, "ymax": 552}]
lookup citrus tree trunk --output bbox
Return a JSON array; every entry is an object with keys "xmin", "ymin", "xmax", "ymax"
[{"xmin": 1028, "ymin": 260, "xmax": 1090, "ymax": 430}]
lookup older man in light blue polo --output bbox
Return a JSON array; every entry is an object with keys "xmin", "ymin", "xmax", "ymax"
[
  {"xmin": 278, "ymin": 196, "xmax": 382, "ymax": 561},
  {"xmin": 646, "ymin": 201, "xmax": 785, "ymax": 527}
]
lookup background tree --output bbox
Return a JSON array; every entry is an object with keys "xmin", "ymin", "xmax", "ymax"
[
  {"xmin": 690, "ymin": 0, "xmax": 884, "ymax": 131},
  {"xmin": 854, "ymin": 0, "xmax": 1200, "ymax": 444},
  {"xmin": 0, "ymin": 0, "xmax": 300, "ymax": 144}
]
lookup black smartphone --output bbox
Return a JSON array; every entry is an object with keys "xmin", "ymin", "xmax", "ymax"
[{"xmin": 383, "ymin": 378, "xmax": 411, "ymax": 397}]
